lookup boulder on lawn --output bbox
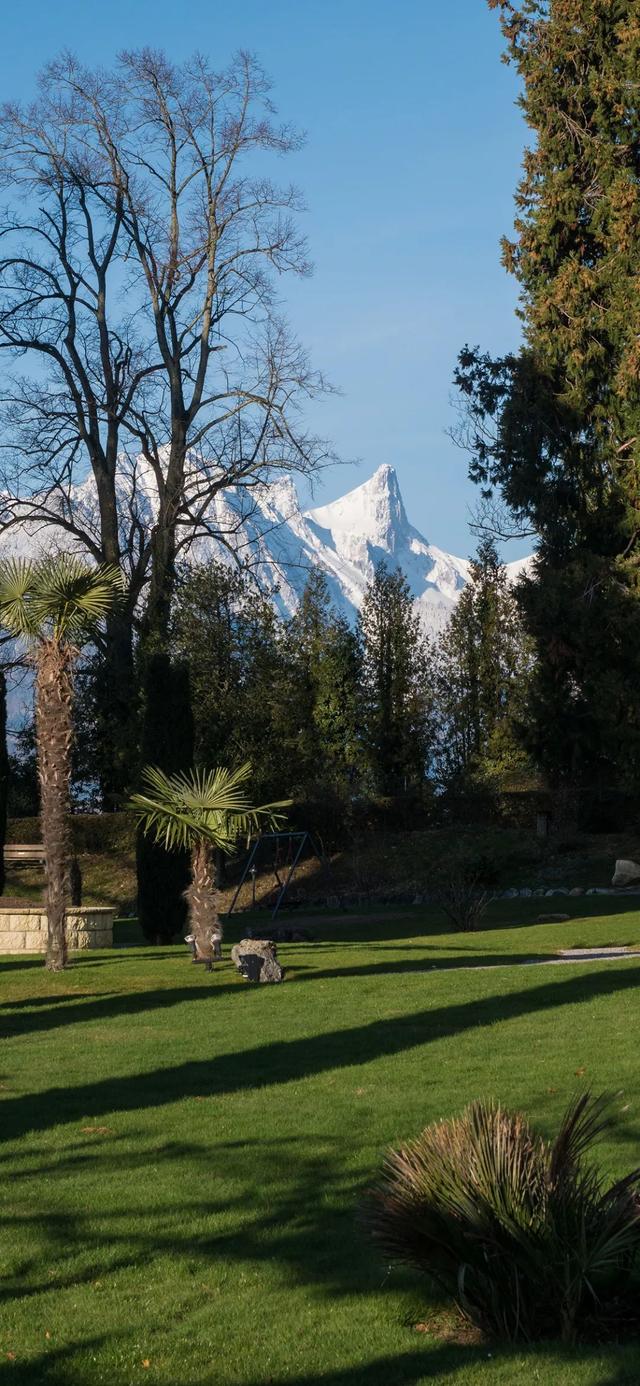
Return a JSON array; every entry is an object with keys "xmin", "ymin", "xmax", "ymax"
[
  {"xmin": 230, "ymin": 938, "xmax": 284, "ymax": 984},
  {"xmin": 612, "ymin": 859, "xmax": 640, "ymax": 888}
]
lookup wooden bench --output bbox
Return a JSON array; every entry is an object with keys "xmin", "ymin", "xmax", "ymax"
[{"xmin": 3, "ymin": 844, "xmax": 47, "ymax": 869}]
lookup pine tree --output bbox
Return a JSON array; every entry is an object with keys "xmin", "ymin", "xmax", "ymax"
[
  {"xmin": 455, "ymin": 2, "xmax": 640, "ymax": 804},
  {"xmin": 358, "ymin": 562, "xmax": 433, "ymax": 796},
  {"xmin": 435, "ymin": 540, "xmax": 531, "ymax": 788}
]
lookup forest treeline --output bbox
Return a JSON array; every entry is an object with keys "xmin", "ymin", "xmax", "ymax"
[{"xmin": 6, "ymin": 542, "xmax": 533, "ymax": 832}]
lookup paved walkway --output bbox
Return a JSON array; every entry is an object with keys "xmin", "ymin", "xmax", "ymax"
[{"xmin": 439, "ymin": 946, "xmax": 640, "ymax": 972}]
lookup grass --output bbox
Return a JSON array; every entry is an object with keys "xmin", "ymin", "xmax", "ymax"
[{"xmin": 2, "ymin": 899, "xmax": 640, "ymax": 1383}]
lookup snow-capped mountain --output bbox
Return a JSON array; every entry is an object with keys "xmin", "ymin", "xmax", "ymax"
[{"xmin": 2, "ymin": 462, "xmax": 533, "ymax": 638}]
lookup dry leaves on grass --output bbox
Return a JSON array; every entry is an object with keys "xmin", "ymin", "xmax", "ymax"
[{"xmin": 413, "ymin": 1314, "xmax": 483, "ymax": 1346}]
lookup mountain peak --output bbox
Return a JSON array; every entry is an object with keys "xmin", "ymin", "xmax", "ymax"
[
  {"xmin": 370, "ymin": 461, "xmax": 397, "ymax": 485},
  {"xmin": 305, "ymin": 464, "xmax": 410, "ymax": 555}
]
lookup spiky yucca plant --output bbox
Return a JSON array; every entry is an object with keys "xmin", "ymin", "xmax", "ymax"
[
  {"xmin": 130, "ymin": 762, "xmax": 288, "ymax": 966},
  {"xmin": 365, "ymin": 1094, "xmax": 640, "ymax": 1344},
  {"xmin": 0, "ymin": 556, "xmax": 122, "ymax": 970}
]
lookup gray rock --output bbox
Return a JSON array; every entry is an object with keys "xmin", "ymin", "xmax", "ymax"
[
  {"xmin": 519, "ymin": 888, "xmax": 532, "ymax": 898},
  {"xmin": 569, "ymin": 887, "xmax": 584, "ymax": 897},
  {"xmin": 612, "ymin": 859, "xmax": 640, "ymax": 888},
  {"xmin": 502, "ymin": 889, "xmax": 519, "ymax": 899},
  {"xmin": 231, "ymin": 938, "xmax": 284, "ymax": 984}
]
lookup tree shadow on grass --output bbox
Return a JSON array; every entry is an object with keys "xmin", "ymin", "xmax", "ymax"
[
  {"xmin": 10, "ymin": 934, "xmax": 637, "ymax": 1044},
  {"xmin": 238, "ymin": 1350, "xmax": 640, "ymax": 1386},
  {"xmin": 0, "ymin": 1337, "xmax": 113, "ymax": 1385},
  {"xmin": 1, "ymin": 950, "xmax": 575, "ymax": 1041},
  {"xmin": 2, "ymin": 1134, "xmax": 639, "ymax": 1385},
  {"xmin": 1, "ymin": 1342, "xmax": 638, "ymax": 1386},
  {"xmin": 288, "ymin": 952, "xmax": 561, "ymax": 983},
  {"xmin": 0, "ymin": 982, "xmax": 243, "ymax": 1040},
  {"xmin": 1, "ymin": 964, "xmax": 640, "ymax": 1144}
]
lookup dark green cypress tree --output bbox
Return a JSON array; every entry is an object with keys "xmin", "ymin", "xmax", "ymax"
[
  {"xmin": 454, "ymin": 1, "xmax": 640, "ymax": 806},
  {"xmin": 0, "ymin": 670, "xmax": 7, "ymax": 896},
  {"xmin": 135, "ymin": 652, "xmax": 194, "ymax": 943}
]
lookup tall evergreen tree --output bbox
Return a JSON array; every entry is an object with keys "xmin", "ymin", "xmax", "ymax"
[
  {"xmin": 358, "ymin": 562, "xmax": 433, "ymax": 796},
  {"xmin": 435, "ymin": 540, "xmax": 531, "ymax": 788},
  {"xmin": 455, "ymin": 1, "xmax": 640, "ymax": 805},
  {"xmin": 0, "ymin": 669, "xmax": 7, "ymax": 896},
  {"xmin": 171, "ymin": 563, "xmax": 286, "ymax": 802},
  {"xmin": 172, "ymin": 564, "xmax": 362, "ymax": 804},
  {"xmin": 135, "ymin": 652, "xmax": 195, "ymax": 945},
  {"xmin": 283, "ymin": 571, "xmax": 362, "ymax": 794}
]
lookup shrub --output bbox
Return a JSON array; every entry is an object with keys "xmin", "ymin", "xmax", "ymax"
[
  {"xmin": 365, "ymin": 1094, "xmax": 640, "ymax": 1344},
  {"xmin": 431, "ymin": 850, "xmax": 498, "ymax": 931}
]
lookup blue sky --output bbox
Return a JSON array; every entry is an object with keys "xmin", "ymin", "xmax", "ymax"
[{"xmin": 0, "ymin": 0, "xmax": 526, "ymax": 558}]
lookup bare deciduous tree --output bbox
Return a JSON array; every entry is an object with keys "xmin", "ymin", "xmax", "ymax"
[{"xmin": 0, "ymin": 49, "xmax": 332, "ymax": 799}]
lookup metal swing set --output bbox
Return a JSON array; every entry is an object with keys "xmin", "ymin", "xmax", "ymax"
[{"xmin": 224, "ymin": 831, "xmax": 315, "ymax": 920}]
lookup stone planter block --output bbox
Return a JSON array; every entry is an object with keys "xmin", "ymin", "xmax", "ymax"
[{"xmin": 0, "ymin": 907, "xmax": 115, "ymax": 954}]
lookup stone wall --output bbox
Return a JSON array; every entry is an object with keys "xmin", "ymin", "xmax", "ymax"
[{"xmin": 0, "ymin": 906, "xmax": 115, "ymax": 953}]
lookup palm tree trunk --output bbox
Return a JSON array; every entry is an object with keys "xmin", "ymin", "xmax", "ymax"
[
  {"xmin": 186, "ymin": 840, "xmax": 221, "ymax": 969},
  {"xmin": 35, "ymin": 640, "xmax": 74, "ymax": 972}
]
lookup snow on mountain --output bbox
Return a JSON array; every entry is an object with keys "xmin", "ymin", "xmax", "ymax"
[
  {"xmin": 304, "ymin": 465, "xmax": 472, "ymax": 633},
  {"xmin": 1, "ymin": 462, "xmax": 534, "ymax": 639}
]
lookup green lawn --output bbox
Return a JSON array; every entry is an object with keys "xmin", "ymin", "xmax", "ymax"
[{"xmin": 2, "ymin": 900, "xmax": 640, "ymax": 1384}]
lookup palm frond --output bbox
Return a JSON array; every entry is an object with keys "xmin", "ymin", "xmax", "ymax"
[
  {"xmin": 0, "ymin": 558, "xmax": 41, "ymax": 639},
  {"xmin": 365, "ymin": 1092, "xmax": 640, "ymax": 1344},
  {"xmin": 130, "ymin": 762, "xmax": 291, "ymax": 855},
  {"xmin": 0, "ymin": 555, "xmax": 123, "ymax": 646}
]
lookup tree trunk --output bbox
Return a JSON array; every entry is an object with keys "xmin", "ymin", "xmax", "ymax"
[
  {"xmin": 142, "ymin": 429, "xmax": 187, "ymax": 648},
  {"xmin": 35, "ymin": 641, "xmax": 74, "ymax": 971},
  {"xmin": 186, "ymin": 840, "xmax": 221, "ymax": 968}
]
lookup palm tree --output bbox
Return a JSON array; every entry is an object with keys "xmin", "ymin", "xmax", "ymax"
[
  {"xmin": 0, "ymin": 556, "xmax": 122, "ymax": 970},
  {"xmin": 130, "ymin": 763, "xmax": 289, "ymax": 966}
]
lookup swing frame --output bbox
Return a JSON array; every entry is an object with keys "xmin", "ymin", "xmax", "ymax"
[{"xmin": 225, "ymin": 831, "xmax": 312, "ymax": 920}]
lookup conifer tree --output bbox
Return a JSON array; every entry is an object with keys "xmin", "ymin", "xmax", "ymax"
[
  {"xmin": 135, "ymin": 652, "xmax": 195, "ymax": 944},
  {"xmin": 435, "ymin": 540, "xmax": 531, "ymax": 788},
  {"xmin": 358, "ymin": 562, "xmax": 433, "ymax": 796},
  {"xmin": 171, "ymin": 563, "xmax": 287, "ymax": 802},
  {"xmin": 0, "ymin": 670, "xmax": 7, "ymax": 896},
  {"xmin": 455, "ymin": 1, "xmax": 640, "ymax": 804},
  {"xmin": 284, "ymin": 571, "xmax": 361, "ymax": 793}
]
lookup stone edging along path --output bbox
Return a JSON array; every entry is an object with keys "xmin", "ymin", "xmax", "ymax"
[
  {"xmin": 438, "ymin": 947, "xmax": 640, "ymax": 973},
  {"xmin": 496, "ymin": 887, "xmax": 640, "ymax": 900}
]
